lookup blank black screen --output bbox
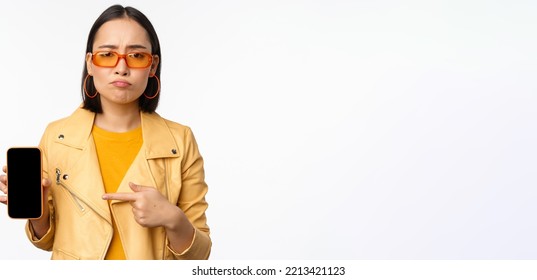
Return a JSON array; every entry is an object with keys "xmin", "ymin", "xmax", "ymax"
[{"xmin": 7, "ymin": 147, "xmax": 42, "ymax": 219}]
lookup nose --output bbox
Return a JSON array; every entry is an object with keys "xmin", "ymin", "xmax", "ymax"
[{"xmin": 114, "ymin": 57, "xmax": 130, "ymax": 76}]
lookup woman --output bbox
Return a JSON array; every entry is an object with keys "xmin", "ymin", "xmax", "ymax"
[{"xmin": 0, "ymin": 5, "xmax": 211, "ymax": 260}]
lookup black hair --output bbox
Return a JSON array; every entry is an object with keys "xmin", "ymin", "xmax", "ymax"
[{"xmin": 81, "ymin": 4, "xmax": 161, "ymax": 113}]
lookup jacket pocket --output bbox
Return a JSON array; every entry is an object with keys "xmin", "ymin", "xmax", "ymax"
[
  {"xmin": 55, "ymin": 168, "xmax": 86, "ymax": 215},
  {"xmin": 52, "ymin": 248, "xmax": 81, "ymax": 260}
]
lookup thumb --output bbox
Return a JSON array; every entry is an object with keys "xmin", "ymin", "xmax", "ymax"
[
  {"xmin": 42, "ymin": 178, "xmax": 51, "ymax": 189},
  {"xmin": 129, "ymin": 182, "xmax": 146, "ymax": 192}
]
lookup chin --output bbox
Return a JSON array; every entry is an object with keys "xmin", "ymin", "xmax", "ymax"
[{"xmin": 101, "ymin": 94, "xmax": 140, "ymax": 106}]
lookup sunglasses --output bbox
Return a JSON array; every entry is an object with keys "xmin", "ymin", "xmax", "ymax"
[{"xmin": 91, "ymin": 51, "xmax": 153, "ymax": 68}]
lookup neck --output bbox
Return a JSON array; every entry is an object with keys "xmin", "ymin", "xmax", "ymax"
[{"xmin": 95, "ymin": 101, "xmax": 141, "ymax": 132}]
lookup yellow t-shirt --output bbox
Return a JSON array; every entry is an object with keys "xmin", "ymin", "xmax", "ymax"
[{"xmin": 92, "ymin": 125, "xmax": 143, "ymax": 260}]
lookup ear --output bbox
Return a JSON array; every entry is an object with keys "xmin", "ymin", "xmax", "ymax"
[
  {"xmin": 149, "ymin": 55, "xmax": 160, "ymax": 77},
  {"xmin": 85, "ymin": 52, "xmax": 93, "ymax": 75}
]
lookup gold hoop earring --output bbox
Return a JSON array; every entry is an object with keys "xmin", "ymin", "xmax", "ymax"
[
  {"xmin": 144, "ymin": 75, "xmax": 160, "ymax": 100},
  {"xmin": 84, "ymin": 74, "xmax": 98, "ymax": 98}
]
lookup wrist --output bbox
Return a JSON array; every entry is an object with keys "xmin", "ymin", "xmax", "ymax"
[
  {"xmin": 163, "ymin": 205, "xmax": 182, "ymax": 231},
  {"xmin": 29, "ymin": 214, "xmax": 50, "ymax": 239}
]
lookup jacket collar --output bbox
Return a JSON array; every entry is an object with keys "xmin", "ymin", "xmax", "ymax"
[{"xmin": 57, "ymin": 106, "xmax": 179, "ymax": 159}]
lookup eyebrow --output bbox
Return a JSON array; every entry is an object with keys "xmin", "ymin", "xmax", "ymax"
[{"xmin": 96, "ymin": 44, "xmax": 149, "ymax": 50}]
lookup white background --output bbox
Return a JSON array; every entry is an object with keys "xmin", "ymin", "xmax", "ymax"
[{"xmin": 0, "ymin": 0, "xmax": 536, "ymax": 260}]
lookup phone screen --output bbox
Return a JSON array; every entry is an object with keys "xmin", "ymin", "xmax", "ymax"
[{"xmin": 7, "ymin": 147, "xmax": 43, "ymax": 219}]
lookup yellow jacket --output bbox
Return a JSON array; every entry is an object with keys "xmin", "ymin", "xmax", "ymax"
[{"xmin": 25, "ymin": 107, "xmax": 211, "ymax": 259}]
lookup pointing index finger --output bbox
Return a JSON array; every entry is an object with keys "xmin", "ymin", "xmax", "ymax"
[{"xmin": 102, "ymin": 192, "xmax": 137, "ymax": 201}]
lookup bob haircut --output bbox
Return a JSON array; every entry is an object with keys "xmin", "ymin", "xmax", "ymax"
[{"xmin": 81, "ymin": 5, "xmax": 161, "ymax": 113}]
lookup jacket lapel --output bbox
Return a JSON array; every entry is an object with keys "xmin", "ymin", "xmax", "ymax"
[
  {"xmin": 141, "ymin": 112, "xmax": 180, "ymax": 160},
  {"xmin": 53, "ymin": 107, "xmax": 111, "ymax": 223},
  {"xmin": 111, "ymin": 111, "xmax": 180, "ymax": 202}
]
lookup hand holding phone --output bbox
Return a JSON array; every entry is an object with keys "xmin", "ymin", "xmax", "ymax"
[
  {"xmin": 6, "ymin": 147, "xmax": 43, "ymax": 219},
  {"xmin": 0, "ymin": 166, "xmax": 7, "ymax": 204}
]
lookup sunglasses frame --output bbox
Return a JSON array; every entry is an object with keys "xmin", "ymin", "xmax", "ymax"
[{"xmin": 91, "ymin": 51, "xmax": 154, "ymax": 69}]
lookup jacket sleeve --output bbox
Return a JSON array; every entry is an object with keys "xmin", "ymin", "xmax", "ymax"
[
  {"xmin": 25, "ymin": 124, "xmax": 56, "ymax": 251},
  {"xmin": 169, "ymin": 126, "xmax": 212, "ymax": 260}
]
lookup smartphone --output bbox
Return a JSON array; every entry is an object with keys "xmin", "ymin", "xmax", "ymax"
[{"xmin": 6, "ymin": 147, "xmax": 43, "ymax": 219}]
